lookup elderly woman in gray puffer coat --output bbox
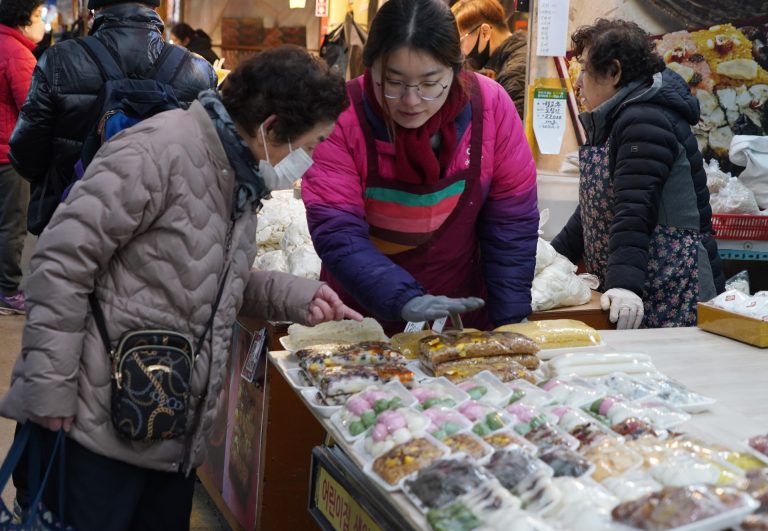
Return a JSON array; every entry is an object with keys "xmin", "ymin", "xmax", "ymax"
[{"xmin": 0, "ymin": 45, "xmax": 360, "ymax": 531}]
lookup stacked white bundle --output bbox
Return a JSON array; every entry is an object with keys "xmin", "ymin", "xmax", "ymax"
[
  {"xmin": 253, "ymin": 191, "xmax": 322, "ymax": 279},
  {"xmin": 532, "ymin": 245, "xmax": 592, "ymax": 312}
]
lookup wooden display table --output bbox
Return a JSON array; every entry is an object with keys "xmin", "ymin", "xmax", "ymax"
[{"xmin": 530, "ymin": 290, "xmax": 615, "ymax": 330}]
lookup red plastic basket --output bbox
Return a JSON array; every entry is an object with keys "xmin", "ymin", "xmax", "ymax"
[{"xmin": 712, "ymin": 214, "xmax": 768, "ymax": 240}]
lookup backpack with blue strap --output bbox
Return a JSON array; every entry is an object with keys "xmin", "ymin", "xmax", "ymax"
[{"xmin": 64, "ymin": 37, "xmax": 188, "ymax": 199}]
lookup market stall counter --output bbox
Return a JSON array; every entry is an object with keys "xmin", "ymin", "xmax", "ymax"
[
  {"xmin": 530, "ymin": 290, "xmax": 614, "ymax": 330},
  {"xmin": 268, "ymin": 326, "xmax": 768, "ymax": 530}
]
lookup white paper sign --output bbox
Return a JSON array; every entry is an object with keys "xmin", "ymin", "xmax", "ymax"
[
  {"xmin": 431, "ymin": 317, "xmax": 448, "ymax": 333},
  {"xmin": 536, "ymin": 0, "xmax": 570, "ymax": 57},
  {"xmin": 290, "ymin": 0, "xmax": 306, "ymax": 8},
  {"xmin": 404, "ymin": 321, "xmax": 427, "ymax": 332},
  {"xmin": 315, "ymin": 0, "xmax": 328, "ymax": 17},
  {"xmin": 533, "ymin": 88, "xmax": 568, "ymax": 155}
]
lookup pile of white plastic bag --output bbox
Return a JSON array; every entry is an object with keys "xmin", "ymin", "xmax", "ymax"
[
  {"xmin": 531, "ymin": 210, "xmax": 595, "ymax": 312},
  {"xmin": 253, "ymin": 191, "xmax": 322, "ymax": 280},
  {"xmin": 705, "ymin": 159, "xmax": 762, "ymax": 215}
]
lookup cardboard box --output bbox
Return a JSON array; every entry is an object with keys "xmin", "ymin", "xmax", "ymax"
[{"xmin": 697, "ymin": 303, "xmax": 768, "ymax": 348}]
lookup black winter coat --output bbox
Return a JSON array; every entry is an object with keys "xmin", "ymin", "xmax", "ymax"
[
  {"xmin": 186, "ymin": 30, "xmax": 219, "ymax": 65},
  {"xmin": 485, "ymin": 32, "xmax": 527, "ymax": 118},
  {"xmin": 9, "ymin": 3, "xmax": 217, "ymax": 234},
  {"xmin": 552, "ymin": 69, "xmax": 725, "ymax": 297}
]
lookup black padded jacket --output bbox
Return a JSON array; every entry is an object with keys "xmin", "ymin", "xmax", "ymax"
[
  {"xmin": 552, "ymin": 69, "xmax": 725, "ymax": 297},
  {"xmin": 9, "ymin": 3, "xmax": 216, "ymax": 234}
]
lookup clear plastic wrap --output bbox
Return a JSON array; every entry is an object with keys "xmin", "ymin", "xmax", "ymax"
[
  {"xmin": 710, "ymin": 177, "xmax": 761, "ymax": 214},
  {"xmin": 704, "ymin": 158, "xmax": 731, "ymax": 194},
  {"xmin": 547, "ymin": 477, "xmax": 618, "ymax": 531},
  {"xmin": 610, "ymin": 485, "xmax": 755, "ymax": 530},
  {"xmin": 725, "ymin": 270, "xmax": 751, "ymax": 295},
  {"xmin": 284, "ymin": 317, "xmax": 388, "ymax": 351},
  {"xmin": 583, "ymin": 438, "xmax": 643, "ymax": 481},
  {"xmin": 536, "ymin": 238, "xmax": 558, "ymax": 275},
  {"xmin": 419, "ymin": 331, "xmax": 540, "ymax": 370},
  {"xmin": 531, "ymin": 255, "xmax": 592, "ymax": 311},
  {"xmin": 403, "ymin": 457, "xmax": 491, "ymax": 510},
  {"xmin": 495, "ymin": 319, "xmax": 602, "ymax": 350},
  {"xmin": 709, "ymin": 289, "xmax": 768, "ymax": 320}
]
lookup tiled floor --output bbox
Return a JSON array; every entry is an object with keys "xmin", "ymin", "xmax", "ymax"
[{"xmin": 0, "ymin": 315, "xmax": 230, "ymax": 530}]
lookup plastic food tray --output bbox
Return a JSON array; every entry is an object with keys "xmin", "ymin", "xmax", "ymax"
[
  {"xmin": 504, "ymin": 379, "xmax": 556, "ymax": 408},
  {"xmin": 299, "ymin": 388, "xmax": 342, "ymax": 418},
  {"xmin": 360, "ymin": 434, "xmax": 450, "ymax": 493},
  {"xmin": 400, "ymin": 454, "xmax": 493, "ymax": 513},
  {"xmin": 284, "ymin": 367, "xmax": 313, "ymax": 389},
  {"xmin": 408, "ymin": 377, "xmax": 470, "ymax": 410},
  {"xmin": 456, "ymin": 371, "xmax": 514, "ymax": 408},
  {"xmin": 330, "ymin": 381, "xmax": 417, "ymax": 443},
  {"xmin": 612, "ymin": 496, "xmax": 759, "ymax": 531}
]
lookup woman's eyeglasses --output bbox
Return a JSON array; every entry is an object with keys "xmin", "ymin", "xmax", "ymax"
[
  {"xmin": 460, "ymin": 25, "xmax": 481, "ymax": 42},
  {"xmin": 375, "ymin": 77, "xmax": 450, "ymax": 101}
]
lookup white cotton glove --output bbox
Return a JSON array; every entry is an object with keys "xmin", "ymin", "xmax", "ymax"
[{"xmin": 600, "ymin": 288, "xmax": 644, "ymax": 330}]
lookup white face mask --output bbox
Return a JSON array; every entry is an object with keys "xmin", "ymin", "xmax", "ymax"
[
  {"xmin": 21, "ymin": 19, "xmax": 46, "ymax": 44},
  {"xmin": 258, "ymin": 124, "xmax": 314, "ymax": 191}
]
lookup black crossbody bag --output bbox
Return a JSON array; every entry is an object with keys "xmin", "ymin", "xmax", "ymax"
[{"xmin": 89, "ymin": 265, "xmax": 229, "ymax": 441}]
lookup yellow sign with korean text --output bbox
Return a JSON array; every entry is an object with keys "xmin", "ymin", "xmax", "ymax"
[{"xmin": 314, "ymin": 466, "xmax": 382, "ymax": 531}]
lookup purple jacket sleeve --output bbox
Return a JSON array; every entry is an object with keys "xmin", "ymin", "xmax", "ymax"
[
  {"xmin": 477, "ymin": 83, "xmax": 539, "ymax": 326},
  {"xmin": 305, "ymin": 206, "xmax": 425, "ymax": 321}
]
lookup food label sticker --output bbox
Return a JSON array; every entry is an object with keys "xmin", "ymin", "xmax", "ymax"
[
  {"xmin": 404, "ymin": 321, "xmax": 427, "ymax": 332},
  {"xmin": 314, "ymin": 465, "xmax": 381, "ymax": 531},
  {"xmin": 431, "ymin": 317, "xmax": 448, "ymax": 333},
  {"xmin": 241, "ymin": 328, "xmax": 266, "ymax": 383}
]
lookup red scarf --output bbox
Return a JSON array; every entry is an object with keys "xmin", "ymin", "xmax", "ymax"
[{"xmin": 363, "ymin": 69, "xmax": 470, "ymax": 185}]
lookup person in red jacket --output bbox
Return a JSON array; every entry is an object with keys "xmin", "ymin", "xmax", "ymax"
[{"xmin": 0, "ymin": 0, "xmax": 45, "ymax": 315}]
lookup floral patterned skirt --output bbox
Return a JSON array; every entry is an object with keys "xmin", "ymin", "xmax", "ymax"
[{"xmin": 642, "ymin": 225, "xmax": 700, "ymax": 328}]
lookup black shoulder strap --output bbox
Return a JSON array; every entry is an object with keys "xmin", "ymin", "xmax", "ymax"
[
  {"xmin": 194, "ymin": 263, "xmax": 231, "ymax": 356},
  {"xmin": 76, "ymin": 38, "xmax": 187, "ymax": 86},
  {"xmin": 89, "ymin": 264, "xmax": 230, "ymax": 358},
  {"xmin": 151, "ymin": 43, "xmax": 189, "ymax": 86},
  {"xmin": 75, "ymin": 36, "xmax": 124, "ymax": 81},
  {"xmin": 89, "ymin": 292, "xmax": 113, "ymax": 355}
]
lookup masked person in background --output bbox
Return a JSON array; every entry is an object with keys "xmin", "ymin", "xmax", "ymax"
[
  {"xmin": 171, "ymin": 22, "xmax": 219, "ymax": 65},
  {"xmin": 451, "ymin": 0, "xmax": 528, "ymax": 118},
  {"xmin": 303, "ymin": 0, "xmax": 539, "ymax": 334},
  {"xmin": 0, "ymin": 45, "xmax": 360, "ymax": 531},
  {"xmin": 551, "ymin": 19, "xmax": 723, "ymax": 330},
  {"xmin": 0, "ymin": 0, "xmax": 45, "ymax": 316}
]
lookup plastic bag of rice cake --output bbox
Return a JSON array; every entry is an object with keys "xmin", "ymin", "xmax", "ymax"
[{"xmin": 284, "ymin": 317, "xmax": 388, "ymax": 351}]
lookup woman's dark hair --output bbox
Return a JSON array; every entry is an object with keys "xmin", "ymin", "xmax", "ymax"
[
  {"xmin": 363, "ymin": 0, "xmax": 463, "ymax": 74},
  {"xmin": 572, "ymin": 18, "xmax": 664, "ymax": 86},
  {"xmin": 451, "ymin": 0, "xmax": 507, "ymax": 32},
  {"xmin": 221, "ymin": 45, "xmax": 348, "ymax": 142},
  {"xmin": 171, "ymin": 22, "xmax": 194, "ymax": 41},
  {"xmin": 0, "ymin": 0, "xmax": 45, "ymax": 28}
]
